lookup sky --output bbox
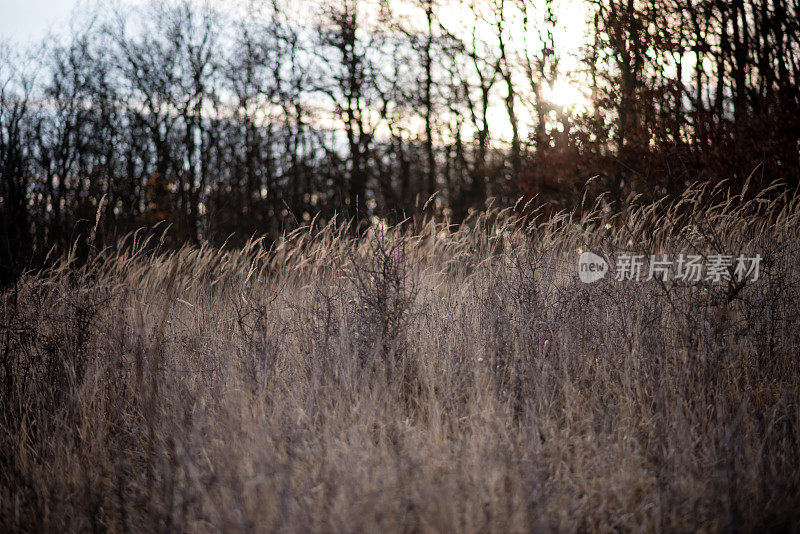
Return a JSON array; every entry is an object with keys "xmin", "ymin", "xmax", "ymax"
[
  {"xmin": 0, "ymin": 0, "xmax": 84, "ymax": 45},
  {"xmin": 0, "ymin": 0, "xmax": 593, "ymax": 128},
  {"xmin": 0, "ymin": 0, "xmax": 591, "ymax": 53}
]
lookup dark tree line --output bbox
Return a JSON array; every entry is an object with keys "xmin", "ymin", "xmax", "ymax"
[
  {"xmin": 1, "ymin": 0, "xmax": 798, "ymax": 282},
  {"xmin": 579, "ymin": 0, "xmax": 800, "ymax": 198}
]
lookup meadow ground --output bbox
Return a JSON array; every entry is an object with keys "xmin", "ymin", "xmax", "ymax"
[{"xmin": 2, "ymin": 182, "xmax": 799, "ymax": 532}]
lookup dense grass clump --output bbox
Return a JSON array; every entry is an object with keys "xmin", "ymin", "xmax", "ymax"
[{"xmin": 2, "ymin": 182, "xmax": 800, "ymax": 532}]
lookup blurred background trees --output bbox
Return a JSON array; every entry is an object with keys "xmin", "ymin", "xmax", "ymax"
[{"xmin": 1, "ymin": 0, "xmax": 798, "ymax": 282}]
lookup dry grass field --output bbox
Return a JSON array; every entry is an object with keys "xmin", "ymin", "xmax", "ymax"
[{"xmin": 2, "ymin": 182, "xmax": 800, "ymax": 532}]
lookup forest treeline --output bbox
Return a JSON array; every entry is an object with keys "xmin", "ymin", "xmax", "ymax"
[{"xmin": 1, "ymin": 0, "xmax": 799, "ymax": 282}]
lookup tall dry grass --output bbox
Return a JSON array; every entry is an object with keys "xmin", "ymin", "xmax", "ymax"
[{"xmin": 2, "ymin": 182, "xmax": 800, "ymax": 532}]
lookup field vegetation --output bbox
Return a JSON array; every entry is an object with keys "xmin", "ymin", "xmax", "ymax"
[{"xmin": 2, "ymin": 182, "xmax": 799, "ymax": 532}]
